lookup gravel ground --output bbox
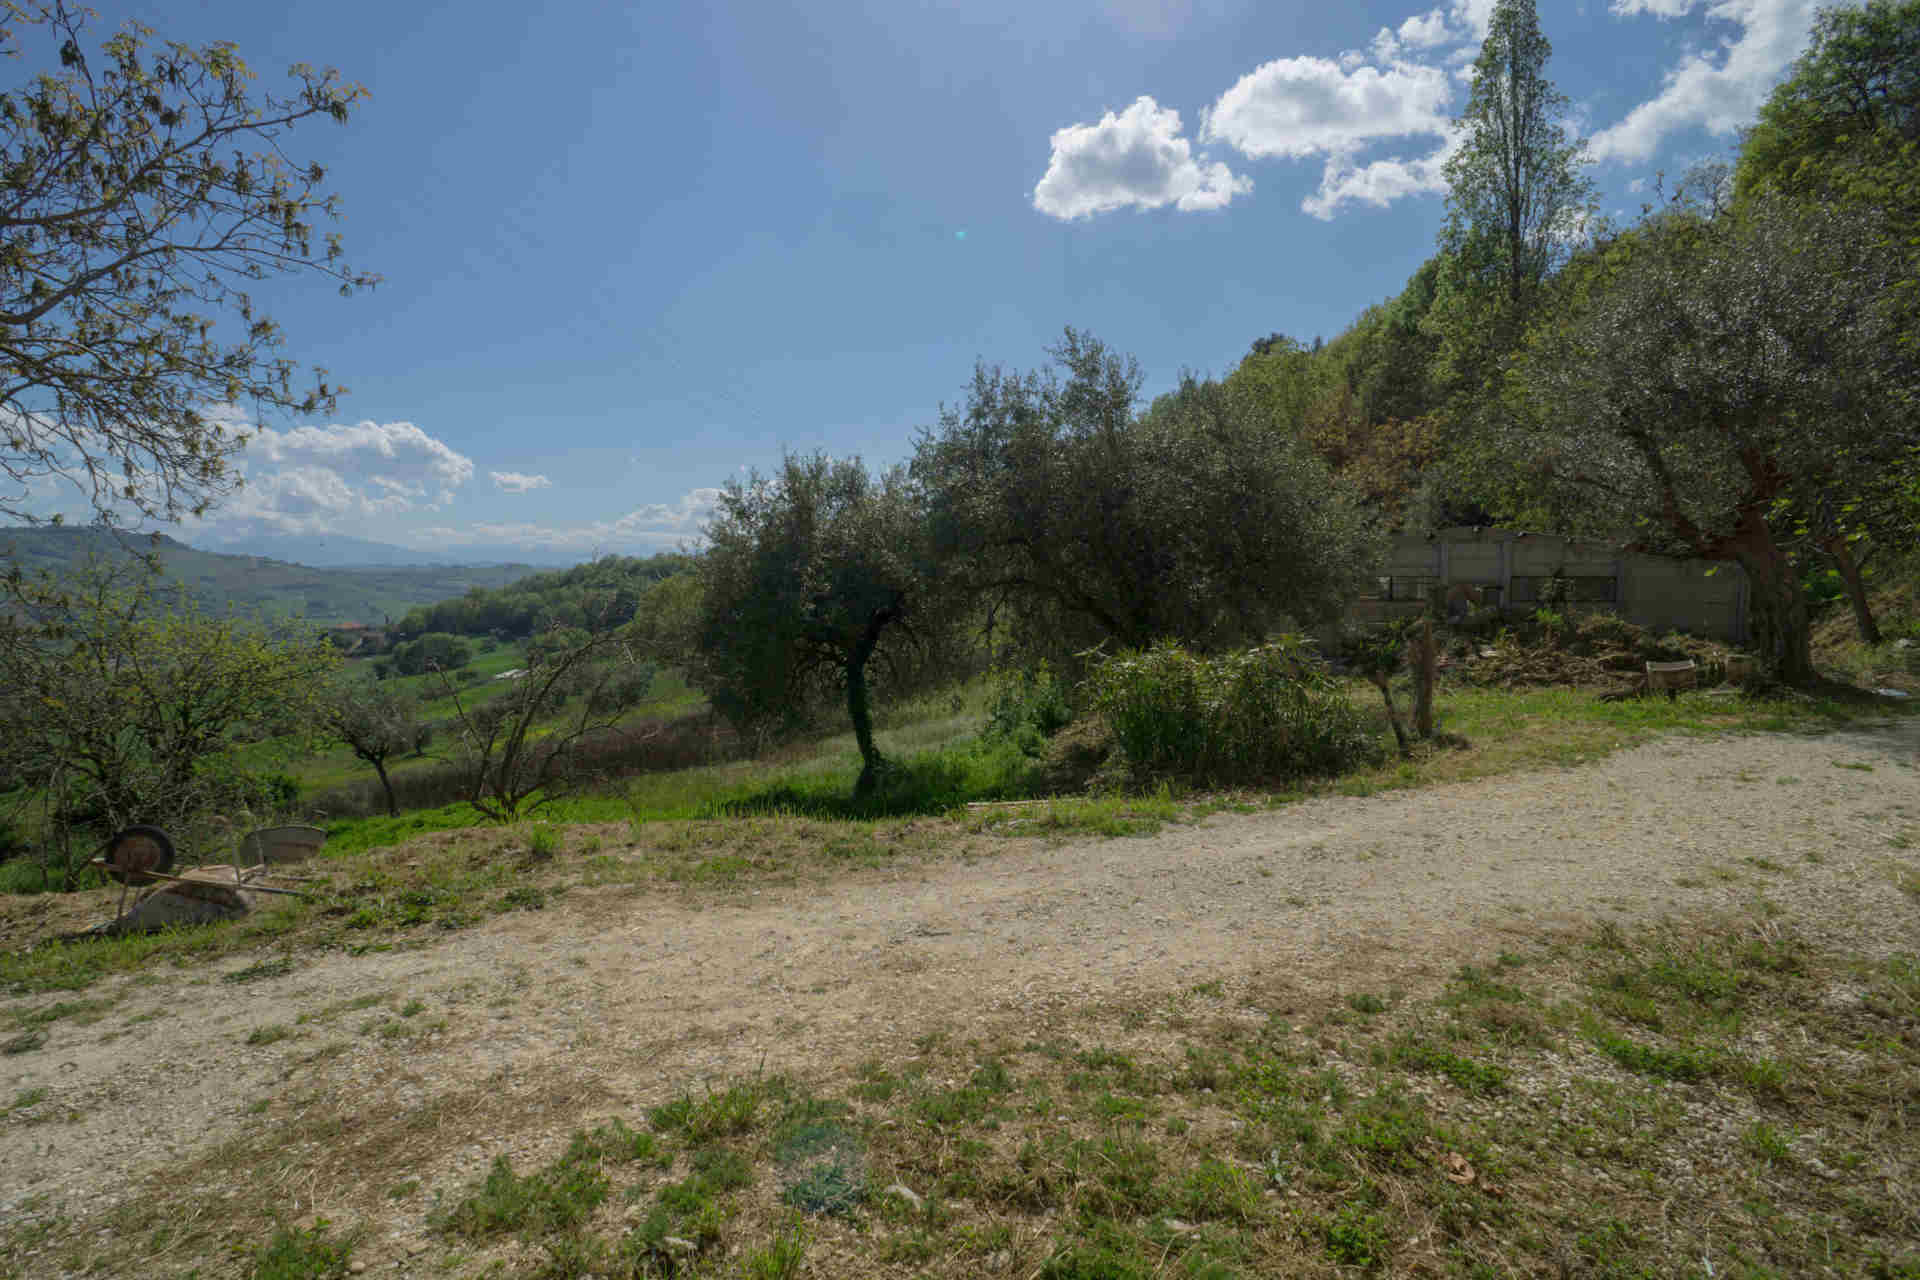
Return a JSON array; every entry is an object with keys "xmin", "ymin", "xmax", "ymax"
[{"xmin": 4, "ymin": 718, "xmax": 1917, "ymax": 1238}]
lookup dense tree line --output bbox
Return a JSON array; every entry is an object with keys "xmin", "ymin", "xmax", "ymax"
[{"xmin": 392, "ymin": 553, "xmax": 693, "ymax": 640}]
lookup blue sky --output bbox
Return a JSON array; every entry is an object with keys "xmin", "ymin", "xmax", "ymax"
[{"xmin": 66, "ymin": 0, "xmax": 1825, "ymax": 557}]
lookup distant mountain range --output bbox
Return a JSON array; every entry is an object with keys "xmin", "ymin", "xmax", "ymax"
[
  {"xmin": 0, "ymin": 524, "xmax": 558, "ymax": 625},
  {"xmin": 189, "ymin": 531, "xmax": 587, "ymax": 569}
]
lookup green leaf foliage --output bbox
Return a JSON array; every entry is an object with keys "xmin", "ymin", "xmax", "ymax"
[
  {"xmin": 688, "ymin": 453, "xmax": 959, "ymax": 797},
  {"xmin": 1495, "ymin": 193, "xmax": 1920, "ymax": 681},
  {"xmin": 915, "ymin": 329, "xmax": 1382, "ymax": 666}
]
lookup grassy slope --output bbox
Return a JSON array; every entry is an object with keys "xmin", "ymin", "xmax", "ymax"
[{"xmin": 278, "ymin": 649, "xmax": 707, "ymax": 806}]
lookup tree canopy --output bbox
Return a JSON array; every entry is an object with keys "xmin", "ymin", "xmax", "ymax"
[
  {"xmin": 688, "ymin": 453, "xmax": 950, "ymax": 797},
  {"xmin": 322, "ymin": 674, "xmax": 426, "ymax": 818},
  {"xmin": 0, "ymin": 2, "xmax": 374, "ymax": 525},
  {"xmin": 1736, "ymin": 0, "xmax": 1920, "ymax": 215},
  {"xmin": 393, "ymin": 553, "xmax": 690, "ymax": 640},
  {"xmin": 0, "ymin": 556, "xmax": 337, "ymax": 878},
  {"xmin": 915, "ymin": 330, "xmax": 1381, "ymax": 664},
  {"xmin": 1494, "ymin": 193, "xmax": 1919, "ymax": 681},
  {"xmin": 1439, "ymin": 0, "xmax": 1593, "ymax": 315}
]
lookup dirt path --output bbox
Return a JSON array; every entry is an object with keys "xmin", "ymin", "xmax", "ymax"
[{"xmin": 5, "ymin": 720, "xmax": 1919, "ymax": 1230}]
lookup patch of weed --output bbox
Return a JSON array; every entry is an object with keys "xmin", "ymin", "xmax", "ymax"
[
  {"xmin": 435, "ymin": 1132, "xmax": 610, "ymax": 1239},
  {"xmin": 1591, "ymin": 1028, "xmax": 1715, "ymax": 1081},
  {"xmin": 251, "ymin": 1218, "xmax": 354, "ymax": 1279},
  {"xmin": 496, "ymin": 885, "xmax": 548, "ymax": 912},
  {"xmin": 1173, "ymin": 1158, "xmax": 1260, "ymax": 1223},
  {"xmin": 1, "ymin": 1029, "xmax": 46, "ymax": 1055},
  {"xmin": 1319, "ymin": 1202, "xmax": 1390, "ymax": 1268},
  {"xmin": 1332, "ymin": 1090, "xmax": 1430, "ymax": 1172},
  {"xmin": 8, "ymin": 998, "xmax": 115, "ymax": 1030},
  {"xmin": 742, "ymin": 1217, "xmax": 808, "ymax": 1280},
  {"xmin": 1387, "ymin": 1034, "xmax": 1509, "ymax": 1095}
]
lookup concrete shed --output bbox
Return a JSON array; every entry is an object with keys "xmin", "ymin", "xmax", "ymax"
[{"xmin": 1349, "ymin": 527, "xmax": 1748, "ymax": 642}]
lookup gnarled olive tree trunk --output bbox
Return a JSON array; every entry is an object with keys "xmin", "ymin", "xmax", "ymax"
[{"xmin": 848, "ymin": 605, "xmax": 903, "ymax": 799}]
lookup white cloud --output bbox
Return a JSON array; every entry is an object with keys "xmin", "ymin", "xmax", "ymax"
[
  {"xmin": 416, "ymin": 487, "xmax": 725, "ymax": 552},
  {"xmin": 1611, "ymin": 0, "xmax": 1702, "ymax": 16},
  {"xmin": 200, "ymin": 419, "xmax": 476, "ymax": 537},
  {"xmin": 1203, "ymin": 56, "xmax": 1455, "ymax": 159},
  {"xmin": 1303, "ymin": 131, "xmax": 1461, "ymax": 219},
  {"xmin": 1589, "ymin": 0, "xmax": 1820, "ymax": 163},
  {"xmin": 1371, "ymin": 0, "xmax": 1493, "ymax": 57},
  {"xmin": 491, "ymin": 471, "xmax": 552, "ymax": 494},
  {"xmin": 1399, "ymin": 7, "xmax": 1456, "ymax": 48},
  {"xmin": 1449, "ymin": 0, "xmax": 1496, "ymax": 40},
  {"xmin": 1034, "ymin": 0, "xmax": 1506, "ymax": 220},
  {"xmin": 1032, "ymin": 96, "xmax": 1250, "ymax": 219},
  {"xmin": 1039, "ymin": 0, "xmax": 1805, "ymax": 221},
  {"xmin": 1196, "ymin": 48, "xmax": 1466, "ymax": 216},
  {"xmin": 250, "ymin": 420, "xmax": 474, "ymax": 506}
]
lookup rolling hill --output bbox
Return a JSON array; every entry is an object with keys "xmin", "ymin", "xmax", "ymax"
[{"xmin": 0, "ymin": 525, "xmax": 547, "ymax": 624}]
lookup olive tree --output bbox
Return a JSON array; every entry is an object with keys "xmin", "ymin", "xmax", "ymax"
[
  {"xmin": 1498, "ymin": 194, "xmax": 1919, "ymax": 682},
  {"xmin": 688, "ymin": 453, "xmax": 949, "ymax": 799},
  {"xmin": 321, "ymin": 674, "xmax": 427, "ymax": 818},
  {"xmin": 0, "ymin": 2, "xmax": 374, "ymax": 524},
  {"xmin": 1732, "ymin": 0, "xmax": 1920, "ymax": 641},
  {"xmin": 914, "ymin": 330, "xmax": 1382, "ymax": 664}
]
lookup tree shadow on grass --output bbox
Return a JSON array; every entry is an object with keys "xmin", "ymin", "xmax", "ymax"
[{"xmin": 705, "ymin": 750, "xmax": 1043, "ymax": 821}]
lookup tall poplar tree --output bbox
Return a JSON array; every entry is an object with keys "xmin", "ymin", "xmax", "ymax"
[{"xmin": 1439, "ymin": 0, "xmax": 1592, "ymax": 318}]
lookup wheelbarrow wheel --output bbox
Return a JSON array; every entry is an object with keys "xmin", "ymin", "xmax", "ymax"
[{"xmin": 102, "ymin": 825, "xmax": 175, "ymax": 885}]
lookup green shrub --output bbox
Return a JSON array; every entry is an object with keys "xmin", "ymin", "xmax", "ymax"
[
  {"xmin": 1320, "ymin": 1203, "xmax": 1390, "ymax": 1267},
  {"xmin": 1085, "ymin": 638, "xmax": 1382, "ymax": 783},
  {"xmin": 390, "ymin": 632, "xmax": 473, "ymax": 676},
  {"xmin": 985, "ymin": 662, "xmax": 1073, "ymax": 752}
]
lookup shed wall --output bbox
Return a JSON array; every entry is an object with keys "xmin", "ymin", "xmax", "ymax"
[{"xmin": 1353, "ymin": 529, "xmax": 1747, "ymax": 642}]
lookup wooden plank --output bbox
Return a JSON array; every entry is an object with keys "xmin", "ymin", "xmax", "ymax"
[{"xmin": 88, "ymin": 860, "xmax": 311, "ymax": 897}]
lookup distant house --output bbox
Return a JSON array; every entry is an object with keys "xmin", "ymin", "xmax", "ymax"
[{"xmin": 1349, "ymin": 527, "xmax": 1749, "ymax": 642}]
